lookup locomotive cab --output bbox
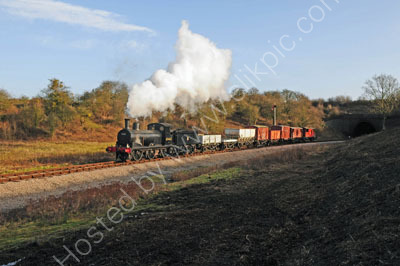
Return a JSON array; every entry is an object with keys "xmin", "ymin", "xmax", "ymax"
[{"xmin": 147, "ymin": 123, "xmax": 173, "ymax": 145}]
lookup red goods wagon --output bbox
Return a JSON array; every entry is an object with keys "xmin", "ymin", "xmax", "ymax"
[
  {"xmin": 247, "ymin": 125, "xmax": 270, "ymax": 146},
  {"xmin": 269, "ymin": 128, "xmax": 281, "ymax": 142},
  {"xmin": 291, "ymin": 127, "xmax": 303, "ymax": 141},
  {"xmin": 303, "ymin": 128, "xmax": 316, "ymax": 141},
  {"xmin": 247, "ymin": 126, "xmax": 269, "ymax": 141},
  {"xmin": 271, "ymin": 125, "xmax": 291, "ymax": 141}
]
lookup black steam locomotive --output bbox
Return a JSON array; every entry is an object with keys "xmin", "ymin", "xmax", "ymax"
[{"xmin": 107, "ymin": 119, "xmax": 199, "ymax": 161}]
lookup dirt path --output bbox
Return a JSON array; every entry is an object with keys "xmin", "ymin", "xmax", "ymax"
[{"xmin": 0, "ymin": 142, "xmax": 340, "ymax": 212}]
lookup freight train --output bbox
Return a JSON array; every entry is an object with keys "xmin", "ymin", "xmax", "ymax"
[{"xmin": 106, "ymin": 119, "xmax": 316, "ymax": 162}]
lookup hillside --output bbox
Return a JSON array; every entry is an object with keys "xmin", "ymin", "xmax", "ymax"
[{"xmin": 0, "ymin": 82, "xmax": 325, "ymax": 141}]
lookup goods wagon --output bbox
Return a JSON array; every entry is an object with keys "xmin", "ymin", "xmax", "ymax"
[
  {"xmin": 198, "ymin": 135, "xmax": 221, "ymax": 145},
  {"xmin": 222, "ymin": 139, "xmax": 238, "ymax": 149},
  {"xmin": 198, "ymin": 135, "xmax": 222, "ymax": 150},
  {"xmin": 290, "ymin": 127, "xmax": 303, "ymax": 142},
  {"xmin": 269, "ymin": 128, "xmax": 281, "ymax": 143},
  {"xmin": 303, "ymin": 128, "xmax": 316, "ymax": 141},
  {"xmin": 271, "ymin": 125, "xmax": 291, "ymax": 141},
  {"xmin": 248, "ymin": 126, "xmax": 270, "ymax": 146},
  {"xmin": 224, "ymin": 128, "xmax": 256, "ymax": 141}
]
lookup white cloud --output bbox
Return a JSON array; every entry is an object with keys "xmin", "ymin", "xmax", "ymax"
[{"xmin": 0, "ymin": 0, "xmax": 153, "ymax": 33}]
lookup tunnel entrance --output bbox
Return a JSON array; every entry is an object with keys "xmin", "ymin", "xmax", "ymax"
[{"xmin": 353, "ymin": 122, "xmax": 377, "ymax": 137}]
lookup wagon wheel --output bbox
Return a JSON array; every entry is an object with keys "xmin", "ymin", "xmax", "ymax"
[
  {"xmin": 145, "ymin": 144, "xmax": 156, "ymax": 159},
  {"xmin": 131, "ymin": 150, "xmax": 143, "ymax": 161}
]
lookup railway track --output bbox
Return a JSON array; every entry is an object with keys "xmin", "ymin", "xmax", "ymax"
[
  {"xmin": 0, "ymin": 149, "xmax": 230, "ymax": 184},
  {"xmin": 0, "ymin": 140, "xmax": 343, "ymax": 184}
]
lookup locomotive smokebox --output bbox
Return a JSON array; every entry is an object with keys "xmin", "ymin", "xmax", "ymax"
[
  {"xmin": 133, "ymin": 122, "xmax": 140, "ymax": 130},
  {"xmin": 124, "ymin": 119, "xmax": 130, "ymax": 129}
]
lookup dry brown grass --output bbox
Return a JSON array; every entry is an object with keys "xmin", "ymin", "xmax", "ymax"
[
  {"xmin": 0, "ymin": 145, "xmax": 322, "ymax": 225},
  {"xmin": 0, "ymin": 141, "xmax": 114, "ymax": 174}
]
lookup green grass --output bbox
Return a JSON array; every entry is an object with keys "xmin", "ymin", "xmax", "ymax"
[
  {"xmin": 0, "ymin": 167, "xmax": 242, "ymax": 251},
  {"xmin": 0, "ymin": 217, "xmax": 94, "ymax": 250},
  {"xmin": 168, "ymin": 167, "xmax": 241, "ymax": 189}
]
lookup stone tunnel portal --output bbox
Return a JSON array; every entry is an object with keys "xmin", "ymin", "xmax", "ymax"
[{"xmin": 353, "ymin": 122, "xmax": 377, "ymax": 137}]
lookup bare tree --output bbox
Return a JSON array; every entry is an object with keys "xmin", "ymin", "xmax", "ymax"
[{"xmin": 363, "ymin": 74, "xmax": 400, "ymax": 130}]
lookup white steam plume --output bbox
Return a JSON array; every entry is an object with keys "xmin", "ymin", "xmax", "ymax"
[{"xmin": 127, "ymin": 20, "xmax": 232, "ymax": 118}]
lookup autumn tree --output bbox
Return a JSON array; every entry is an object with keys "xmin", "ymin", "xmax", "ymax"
[
  {"xmin": 235, "ymin": 102, "xmax": 259, "ymax": 125},
  {"xmin": 363, "ymin": 74, "xmax": 400, "ymax": 130},
  {"xmin": 79, "ymin": 81, "xmax": 128, "ymax": 124},
  {"xmin": 195, "ymin": 100, "xmax": 229, "ymax": 133},
  {"xmin": 20, "ymin": 98, "xmax": 45, "ymax": 128},
  {"xmin": 42, "ymin": 79, "xmax": 76, "ymax": 134},
  {"xmin": 0, "ymin": 89, "xmax": 11, "ymax": 114}
]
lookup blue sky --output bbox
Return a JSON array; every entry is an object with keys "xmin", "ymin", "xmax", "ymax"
[{"xmin": 0, "ymin": 0, "xmax": 399, "ymax": 100}]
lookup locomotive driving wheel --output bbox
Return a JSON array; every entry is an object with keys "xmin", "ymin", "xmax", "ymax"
[
  {"xmin": 145, "ymin": 144, "xmax": 156, "ymax": 159},
  {"xmin": 168, "ymin": 146, "xmax": 179, "ymax": 157},
  {"xmin": 159, "ymin": 149, "xmax": 167, "ymax": 158},
  {"xmin": 183, "ymin": 145, "xmax": 194, "ymax": 155},
  {"xmin": 188, "ymin": 145, "xmax": 195, "ymax": 154},
  {"xmin": 131, "ymin": 150, "xmax": 143, "ymax": 161}
]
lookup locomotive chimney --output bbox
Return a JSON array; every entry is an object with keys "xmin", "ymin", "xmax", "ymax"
[
  {"xmin": 273, "ymin": 105, "xmax": 277, "ymax": 126},
  {"xmin": 133, "ymin": 122, "xmax": 140, "ymax": 130},
  {"xmin": 124, "ymin": 118, "xmax": 130, "ymax": 129}
]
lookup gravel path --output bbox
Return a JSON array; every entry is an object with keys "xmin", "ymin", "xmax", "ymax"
[{"xmin": 0, "ymin": 142, "xmax": 341, "ymax": 212}]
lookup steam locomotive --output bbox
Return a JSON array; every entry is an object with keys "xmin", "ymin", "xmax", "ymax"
[
  {"xmin": 106, "ymin": 119, "xmax": 316, "ymax": 162},
  {"xmin": 106, "ymin": 119, "xmax": 200, "ymax": 161}
]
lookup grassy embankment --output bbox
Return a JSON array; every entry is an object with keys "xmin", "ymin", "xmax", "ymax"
[
  {"xmin": 0, "ymin": 167, "xmax": 243, "ymax": 251},
  {"xmin": 0, "ymin": 145, "xmax": 317, "ymax": 253},
  {"xmin": 0, "ymin": 141, "xmax": 115, "ymax": 174}
]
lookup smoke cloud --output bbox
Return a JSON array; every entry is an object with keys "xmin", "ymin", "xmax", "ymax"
[{"xmin": 127, "ymin": 20, "xmax": 232, "ymax": 118}]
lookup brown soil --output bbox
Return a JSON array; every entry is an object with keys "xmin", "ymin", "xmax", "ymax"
[{"xmin": 1, "ymin": 128, "xmax": 399, "ymax": 265}]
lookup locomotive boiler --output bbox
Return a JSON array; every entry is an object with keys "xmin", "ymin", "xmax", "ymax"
[{"xmin": 107, "ymin": 119, "xmax": 174, "ymax": 161}]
